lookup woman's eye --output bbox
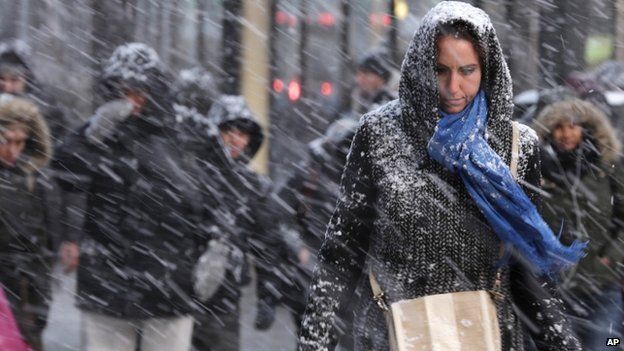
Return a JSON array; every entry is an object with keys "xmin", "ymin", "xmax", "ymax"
[
  {"xmin": 461, "ymin": 67, "xmax": 476, "ymax": 75},
  {"xmin": 435, "ymin": 67, "xmax": 447, "ymax": 74}
]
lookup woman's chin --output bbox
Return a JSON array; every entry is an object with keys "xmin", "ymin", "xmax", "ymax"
[{"xmin": 441, "ymin": 104, "xmax": 467, "ymax": 114}]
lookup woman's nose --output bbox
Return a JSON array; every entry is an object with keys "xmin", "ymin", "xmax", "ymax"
[{"xmin": 446, "ymin": 73, "xmax": 460, "ymax": 94}]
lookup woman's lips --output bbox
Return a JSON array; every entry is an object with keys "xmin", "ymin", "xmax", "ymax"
[{"xmin": 445, "ymin": 98, "xmax": 464, "ymax": 104}]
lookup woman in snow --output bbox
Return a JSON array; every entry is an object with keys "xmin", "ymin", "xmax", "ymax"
[
  {"xmin": 297, "ymin": 2, "xmax": 584, "ymax": 350},
  {"xmin": 534, "ymin": 99, "xmax": 624, "ymax": 350}
]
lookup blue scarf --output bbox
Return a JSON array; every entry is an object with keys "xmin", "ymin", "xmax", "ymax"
[{"xmin": 427, "ymin": 90, "xmax": 586, "ymax": 275}]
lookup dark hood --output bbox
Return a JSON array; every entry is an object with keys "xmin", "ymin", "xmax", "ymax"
[
  {"xmin": 398, "ymin": 1, "xmax": 514, "ymax": 163},
  {"xmin": 0, "ymin": 40, "xmax": 42, "ymax": 96},
  {"xmin": 207, "ymin": 95, "xmax": 264, "ymax": 159},
  {"xmin": 99, "ymin": 43, "xmax": 174, "ymax": 120}
]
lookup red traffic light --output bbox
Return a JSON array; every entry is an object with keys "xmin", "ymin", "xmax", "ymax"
[
  {"xmin": 273, "ymin": 79, "xmax": 284, "ymax": 93},
  {"xmin": 320, "ymin": 82, "xmax": 332, "ymax": 96},
  {"xmin": 318, "ymin": 12, "xmax": 335, "ymax": 26},
  {"xmin": 288, "ymin": 80, "xmax": 301, "ymax": 101}
]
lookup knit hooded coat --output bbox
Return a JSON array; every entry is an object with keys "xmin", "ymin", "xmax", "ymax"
[{"xmin": 298, "ymin": 2, "xmax": 580, "ymax": 350}]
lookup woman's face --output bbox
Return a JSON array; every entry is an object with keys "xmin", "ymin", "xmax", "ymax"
[
  {"xmin": 552, "ymin": 121, "xmax": 583, "ymax": 151},
  {"xmin": 436, "ymin": 35, "xmax": 482, "ymax": 114},
  {"xmin": 220, "ymin": 128, "xmax": 250, "ymax": 160}
]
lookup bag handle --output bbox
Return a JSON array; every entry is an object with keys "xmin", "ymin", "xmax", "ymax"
[{"xmin": 510, "ymin": 121, "xmax": 519, "ymax": 180}]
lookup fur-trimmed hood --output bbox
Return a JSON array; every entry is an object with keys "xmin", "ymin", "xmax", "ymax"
[
  {"xmin": 533, "ymin": 98, "xmax": 622, "ymax": 163},
  {"xmin": 0, "ymin": 97, "xmax": 51, "ymax": 172},
  {"xmin": 398, "ymin": 1, "xmax": 514, "ymax": 163}
]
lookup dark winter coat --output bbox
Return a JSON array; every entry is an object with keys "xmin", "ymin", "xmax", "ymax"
[
  {"xmin": 0, "ymin": 40, "xmax": 70, "ymax": 144},
  {"xmin": 54, "ymin": 44, "xmax": 206, "ymax": 318},
  {"xmin": 298, "ymin": 2, "xmax": 580, "ymax": 350},
  {"xmin": 0, "ymin": 98, "xmax": 61, "ymax": 341},
  {"xmin": 534, "ymin": 99, "xmax": 624, "ymax": 296},
  {"xmin": 260, "ymin": 118, "xmax": 359, "ymax": 305}
]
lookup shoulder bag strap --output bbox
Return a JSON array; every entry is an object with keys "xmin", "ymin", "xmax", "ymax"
[
  {"xmin": 510, "ymin": 121, "xmax": 519, "ymax": 180},
  {"xmin": 369, "ymin": 267, "xmax": 389, "ymax": 311}
]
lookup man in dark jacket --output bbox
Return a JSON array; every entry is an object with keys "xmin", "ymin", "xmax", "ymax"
[
  {"xmin": 0, "ymin": 97, "xmax": 60, "ymax": 350},
  {"xmin": 54, "ymin": 43, "xmax": 206, "ymax": 351},
  {"xmin": 0, "ymin": 40, "xmax": 69, "ymax": 144}
]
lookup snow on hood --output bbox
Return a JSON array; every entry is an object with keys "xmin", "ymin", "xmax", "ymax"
[
  {"xmin": 398, "ymin": 1, "xmax": 514, "ymax": 161},
  {"xmin": 172, "ymin": 67, "xmax": 219, "ymax": 115},
  {"xmin": 100, "ymin": 43, "xmax": 173, "ymax": 119},
  {"xmin": 103, "ymin": 43, "xmax": 162, "ymax": 83}
]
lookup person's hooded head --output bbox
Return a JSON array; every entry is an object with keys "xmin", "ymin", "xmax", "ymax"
[
  {"xmin": 534, "ymin": 98, "xmax": 621, "ymax": 163},
  {"xmin": 0, "ymin": 97, "xmax": 51, "ymax": 172},
  {"xmin": 356, "ymin": 52, "xmax": 392, "ymax": 96},
  {"xmin": 99, "ymin": 43, "xmax": 173, "ymax": 122},
  {"xmin": 0, "ymin": 40, "xmax": 38, "ymax": 96},
  {"xmin": 399, "ymin": 1, "xmax": 514, "ymax": 161},
  {"xmin": 172, "ymin": 67, "xmax": 219, "ymax": 116},
  {"xmin": 207, "ymin": 95, "xmax": 263, "ymax": 162}
]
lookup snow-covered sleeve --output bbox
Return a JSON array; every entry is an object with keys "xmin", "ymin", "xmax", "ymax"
[
  {"xmin": 516, "ymin": 124, "xmax": 542, "ymax": 207},
  {"xmin": 298, "ymin": 119, "xmax": 376, "ymax": 351},
  {"xmin": 509, "ymin": 262, "xmax": 582, "ymax": 350},
  {"xmin": 511, "ymin": 125, "xmax": 581, "ymax": 350}
]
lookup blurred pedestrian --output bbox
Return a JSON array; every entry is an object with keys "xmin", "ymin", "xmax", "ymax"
[
  {"xmin": 298, "ymin": 2, "xmax": 584, "ymax": 350},
  {"xmin": 0, "ymin": 40, "xmax": 70, "ymax": 145},
  {"xmin": 0, "ymin": 98, "xmax": 60, "ymax": 350},
  {"xmin": 183, "ymin": 94, "xmax": 268, "ymax": 351},
  {"xmin": 534, "ymin": 98, "xmax": 624, "ymax": 350},
  {"xmin": 352, "ymin": 52, "xmax": 396, "ymax": 115},
  {"xmin": 254, "ymin": 117, "xmax": 358, "ymax": 351},
  {"xmin": 53, "ymin": 43, "xmax": 206, "ymax": 351}
]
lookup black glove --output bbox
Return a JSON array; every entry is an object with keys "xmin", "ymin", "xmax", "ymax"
[{"xmin": 254, "ymin": 300, "xmax": 277, "ymax": 330}]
